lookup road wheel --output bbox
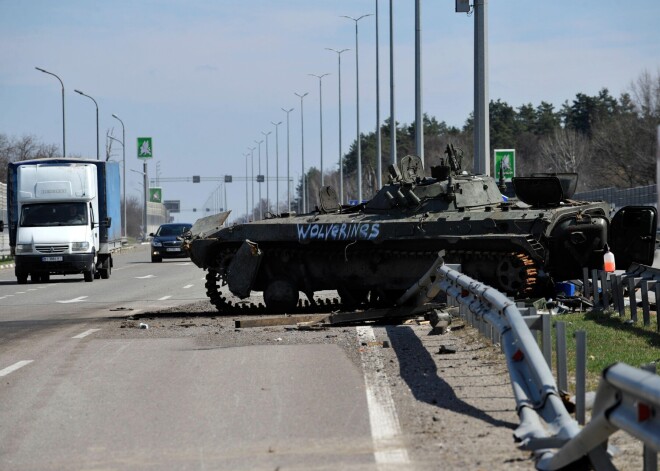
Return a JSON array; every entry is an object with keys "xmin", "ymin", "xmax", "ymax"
[
  {"xmin": 264, "ymin": 279, "xmax": 299, "ymax": 312},
  {"xmin": 84, "ymin": 268, "xmax": 94, "ymax": 282},
  {"xmin": 17, "ymin": 273, "xmax": 28, "ymax": 284},
  {"xmin": 41, "ymin": 273, "xmax": 50, "ymax": 282},
  {"xmin": 31, "ymin": 274, "xmax": 40, "ymax": 283}
]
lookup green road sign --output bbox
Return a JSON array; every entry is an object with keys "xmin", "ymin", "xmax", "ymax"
[
  {"xmin": 137, "ymin": 137, "xmax": 153, "ymax": 159},
  {"xmin": 494, "ymin": 149, "xmax": 515, "ymax": 182},
  {"xmin": 149, "ymin": 187, "xmax": 162, "ymax": 203}
]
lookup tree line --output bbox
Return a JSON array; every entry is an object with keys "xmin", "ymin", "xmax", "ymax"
[{"xmin": 2, "ymin": 69, "xmax": 659, "ymax": 225}]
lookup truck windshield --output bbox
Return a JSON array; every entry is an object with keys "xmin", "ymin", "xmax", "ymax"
[{"xmin": 20, "ymin": 203, "xmax": 88, "ymax": 227}]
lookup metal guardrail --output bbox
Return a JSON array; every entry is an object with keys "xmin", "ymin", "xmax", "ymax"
[{"xmin": 405, "ymin": 252, "xmax": 660, "ymax": 470}]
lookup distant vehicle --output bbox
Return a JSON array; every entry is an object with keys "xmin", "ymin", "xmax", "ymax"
[
  {"xmin": 7, "ymin": 158, "xmax": 122, "ymax": 283},
  {"xmin": 150, "ymin": 223, "xmax": 192, "ymax": 262}
]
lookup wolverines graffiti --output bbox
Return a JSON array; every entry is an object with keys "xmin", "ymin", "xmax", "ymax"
[{"xmin": 297, "ymin": 222, "xmax": 380, "ymax": 242}]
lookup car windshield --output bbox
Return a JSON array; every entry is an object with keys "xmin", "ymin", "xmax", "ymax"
[
  {"xmin": 20, "ymin": 202, "xmax": 88, "ymax": 227},
  {"xmin": 156, "ymin": 224, "xmax": 191, "ymax": 237}
]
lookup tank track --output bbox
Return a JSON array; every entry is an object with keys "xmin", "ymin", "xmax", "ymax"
[{"xmin": 204, "ymin": 247, "xmax": 540, "ymax": 315}]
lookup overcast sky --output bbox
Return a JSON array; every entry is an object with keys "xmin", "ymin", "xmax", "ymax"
[{"xmin": 1, "ymin": 0, "xmax": 659, "ymax": 222}]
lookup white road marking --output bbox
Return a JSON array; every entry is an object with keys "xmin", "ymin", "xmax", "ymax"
[
  {"xmin": 182, "ymin": 284, "xmax": 193, "ymax": 289},
  {"xmin": 176, "ymin": 262, "xmax": 191, "ymax": 266},
  {"xmin": 158, "ymin": 295, "xmax": 172, "ymax": 301},
  {"xmin": 57, "ymin": 296, "xmax": 88, "ymax": 304},
  {"xmin": 72, "ymin": 329, "xmax": 101, "ymax": 339},
  {"xmin": 27, "ymin": 288, "xmax": 38, "ymax": 291},
  {"xmin": 0, "ymin": 360, "xmax": 33, "ymax": 377},
  {"xmin": 135, "ymin": 275, "xmax": 155, "ymax": 279},
  {"xmin": 0, "ymin": 295, "xmax": 14, "ymax": 300},
  {"xmin": 15, "ymin": 291, "xmax": 26, "ymax": 294},
  {"xmin": 357, "ymin": 326, "xmax": 410, "ymax": 467}
]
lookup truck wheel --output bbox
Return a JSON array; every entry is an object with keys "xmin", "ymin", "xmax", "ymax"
[
  {"xmin": 42, "ymin": 274, "xmax": 50, "ymax": 282},
  {"xmin": 100, "ymin": 258, "xmax": 111, "ymax": 279},
  {"xmin": 31, "ymin": 274, "xmax": 40, "ymax": 283},
  {"xmin": 17, "ymin": 274, "xmax": 28, "ymax": 285},
  {"xmin": 84, "ymin": 269, "xmax": 94, "ymax": 282}
]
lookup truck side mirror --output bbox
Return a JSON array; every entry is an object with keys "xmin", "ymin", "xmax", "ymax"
[
  {"xmin": 105, "ymin": 217, "xmax": 112, "ymax": 228},
  {"xmin": 0, "ymin": 220, "xmax": 4, "ymax": 232}
]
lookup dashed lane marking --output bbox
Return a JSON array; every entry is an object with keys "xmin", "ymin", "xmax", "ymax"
[
  {"xmin": 158, "ymin": 296, "xmax": 172, "ymax": 301},
  {"xmin": 182, "ymin": 284, "xmax": 193, "ymax": 289},
  {"xmin": 56, "ymin": 296, "xmax": 88, "ymax": 304},
  {"xmin": 72, "ymin": 329, "xmax": 101, "ymax": 339},
  {"xmin": 0, "ymin": 360, "xmax": 33, "ymax": 377},
  {"xmin": 135, "ymin": 275, "xmax": 155, "ymax": 279}
]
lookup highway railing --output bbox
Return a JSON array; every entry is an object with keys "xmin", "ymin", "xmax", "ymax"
[{"xmin": 402, "ymin": 252, "xmax": 660, "ymax": 470}]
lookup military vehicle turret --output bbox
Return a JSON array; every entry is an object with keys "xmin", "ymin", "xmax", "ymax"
[{"xmin": 185, "ymin": 145, "xmax": 656, "ymax": 313}]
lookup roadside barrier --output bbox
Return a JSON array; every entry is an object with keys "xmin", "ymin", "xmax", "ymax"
[{"xmin": 406, "ymin": 252, "xmax": 660, "ymax": 470}]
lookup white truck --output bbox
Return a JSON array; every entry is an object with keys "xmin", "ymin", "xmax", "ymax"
[{"xmin": 7, "ymin": 158, "xmax": 122, "ymax": 284}]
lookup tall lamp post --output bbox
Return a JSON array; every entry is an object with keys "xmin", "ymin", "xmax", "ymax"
[
  {"xmin": 389, "ymin": 0, "xmax": 397, "ymax": 166},
  {"xmin": 243, "ymin": 152, "xmax": 250, "ymax": 220},
  {"xmin": 254, "ymin": 139, "xmax": 264, "ymax": 220},
  {"xmin": 261, "ymin": 130, "xmax": 272, "ymax": 214},
  {"xmin": 248, "ymin": 146, "xmax": 256, "ymax": 221},
  {"xmin": 375, "ymin": 0, "xmax": 382, "ymax": 189},
  {"xmin": 35, "ymin": 67, "xmax": 66, "ymax": 157},
  {"xmin": 281, "ymin": 107, "xmax": 294, "ymax": 212},
  {"xmin": 308, "ymin": 73, "xmax": 330, "ymax": 186},
  {"xmin": 271, "ymin": 121, "xmax": 282, "ymax": 213},
  {"xmin": 325, "ymin": 48, "xmax": 349, "ymax": 204},
  {"xmin": 342, "ymin": 13, "xmax": 373, "ymax": 203},
  {"xmin": 293, "ymin": 93, "xmax": 308, "ymax": 212},
  {"xmin": 74, "ymin": 89, "xmax": 99, "ymax": 160},
  {"xmin": 111, "ymin": 114, "xmax": 126, "ymax": 240}
]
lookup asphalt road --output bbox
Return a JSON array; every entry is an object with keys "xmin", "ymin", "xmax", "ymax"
[{"xmin": 0, "ymin": 245, "xmax": 537, "ymax": 470}]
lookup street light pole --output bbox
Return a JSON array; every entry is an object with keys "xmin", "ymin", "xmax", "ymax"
[
  {"xmin": 111, "ymin": 114, "xmax": 126, "ymax": 240},
  {"xmin": 261, "ymin": 130, "xmax": 272, "ymax": 214},
  {"xmin": 342, "ymin": 13, "xmax": 373, "ymax": 204},
  {"xmin": 271, "ymin": 121, "xmax": 282, "ymax": 213},
  {"xmin": 281, "ymin": 107, "xmax": 294, "ymax": 212},
  {"xmin": 293, "ymin": 93, "xmax": 308, "ymax": 212},
  {"xmin": 35, "ymin": 67, "xmax": 66, "ymax": 157},
  {"xmin": 308, "ymin": 73, "xmax": 330, "ymax": 187},
  {"xmin": 254, "ymin": 139, "xmax": 263, "ymax": 220},
  {"xmin": 248, "ymin": 146, "xmax": 256, "ymax": 221},
  {"xmin": 375, "ymin": 0, "xmax": 382, "ymax": 189},
  {"xmin": 326, "ymin": 48, "xmax": 349, "ymax": 205},
  {"xmin": 243, "ymin": 152, "xmax": 250, "ymax": 220},
  {"xmin": 74, "ymin": 89, "xmax": 99, "ymax": 160},
  {"xmin": 414, "ymin": 0, "xmax": 424, "ymax": 167},
  {"xmin": 389, "ymin": 0, "xmax": 397, "ymax": 167}
]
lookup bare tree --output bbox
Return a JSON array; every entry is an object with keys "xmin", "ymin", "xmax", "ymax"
[{"xmin": 538, "ymin": 128, "xmax": 592, "ymax": 174}]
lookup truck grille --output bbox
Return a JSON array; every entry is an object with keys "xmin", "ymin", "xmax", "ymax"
[{"xmin": 35, "ymin": 245, "xmax": 69, "ymax": 254}]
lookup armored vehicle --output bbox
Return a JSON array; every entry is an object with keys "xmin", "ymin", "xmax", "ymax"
[{"xmin": 185, "ymin": 145, "xmax": 656, "ymax": 313}]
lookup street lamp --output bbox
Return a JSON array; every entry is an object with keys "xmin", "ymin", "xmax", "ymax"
[
  {"xmin": 111, "ymin": 114, "xmax": 127, "ymax": 240},
  {"xmin": 281, "ymin": 107, "xmax": 294, "ymax": 212},
  {"xmin": 326, "ymin": 48, "xmax": 350, "ymax": 205},
  {"xmin": 254, "ymin": 139, "xmax": 263, "ymax": 220},
  {"xmin": 74, "ymin": 89, "xmax": 99, "ymax": 160},
  {"xmin": 294, "ymin": 93, "xmax": 308, "ymax": 212},
  {"xmin": 261, "ymin": 131, "xmax": 272, "ymax": 214},
  {"xmin": 308, "ymin": 73, "xmax": 330, "ymax": 187},
  {"xmin": 248, "ymin": 146, "xmax": 256, "ymax": 221},
  {"xmin": 271, "ymin": 121, "xmax": 282, "ymax": 213},
  {"xmin": 243, "ymin": 152, "xmax": 250, "ymax": 220},
  {"xmin": 375, "ymin": 0, "xmax": 383, "ymax": 189},
  {"xmin": 389, "ymin": 0, "xmax": 397, "ymax": 167},
  {"xmin": 342, "ymin": 13, "xmax": 373, "ymax": 203},
  {"xmin": 35, "ymin": 67, "xmax": 66, "ymax": 157}
]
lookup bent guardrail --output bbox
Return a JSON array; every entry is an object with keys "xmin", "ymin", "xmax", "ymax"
[{"xmin": 406, "ymin": 252, "xmax": 660, "ymax": 470}]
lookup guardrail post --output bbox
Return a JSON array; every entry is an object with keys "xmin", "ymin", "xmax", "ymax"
[
  {"xmin": 600, "ymin": 270, "xmax": 610, "ymax": 310},
  {"xmin": 556, "ymin": 321, "xmax": 568, "ymax": 392},
  {"xmin": 611, "ymin": 274, "xmax": 620, "ymax": 313},
  {"xmin": 641, "ymin": 280, "xmax": 651, "ymax": 327},
  {"xmin": 575, "ymin": 330, "xmax": 587, "ymax": 425},
  {"xmin": 591, "ymin": 269, "xmax": 600, "ymax": 307},
  {"xmin": 583, "ymin": 267, "xmax": 590, "ymax": 298},
  {"xmin": 628, "ymin": 277, "xmax": 639, "ymax": 322},
  {"xmin": 616, "ymin": 274, "xmax": 626, "ymax": 317},
  {"xmin": 641, "ymin": 362, "xmax": 658, "ymax": 471},
  {"xmin": 542, "ymin": 312, "xmax": 552, "ymax": 369}
]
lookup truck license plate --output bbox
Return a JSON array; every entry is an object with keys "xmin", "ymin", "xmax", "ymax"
[
  {"xmin": 42, "ymin": 256, "xmax": 63, "ymax": 262},
  {"xmin": 166, "ymin": 248, "xmax": 181, "ymax": 252}
]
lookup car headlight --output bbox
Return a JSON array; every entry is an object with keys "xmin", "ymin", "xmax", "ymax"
[
  {"xmin": 152, "ymin": 240, "xmax": 163, "ymax": 247},
  {"xmin": 16, "ymin": 244, "xmax": 32, "ymax": 254},
  {"xmin": 72, "ymin": 242, "xmax": 89, "ymax": 252}
]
